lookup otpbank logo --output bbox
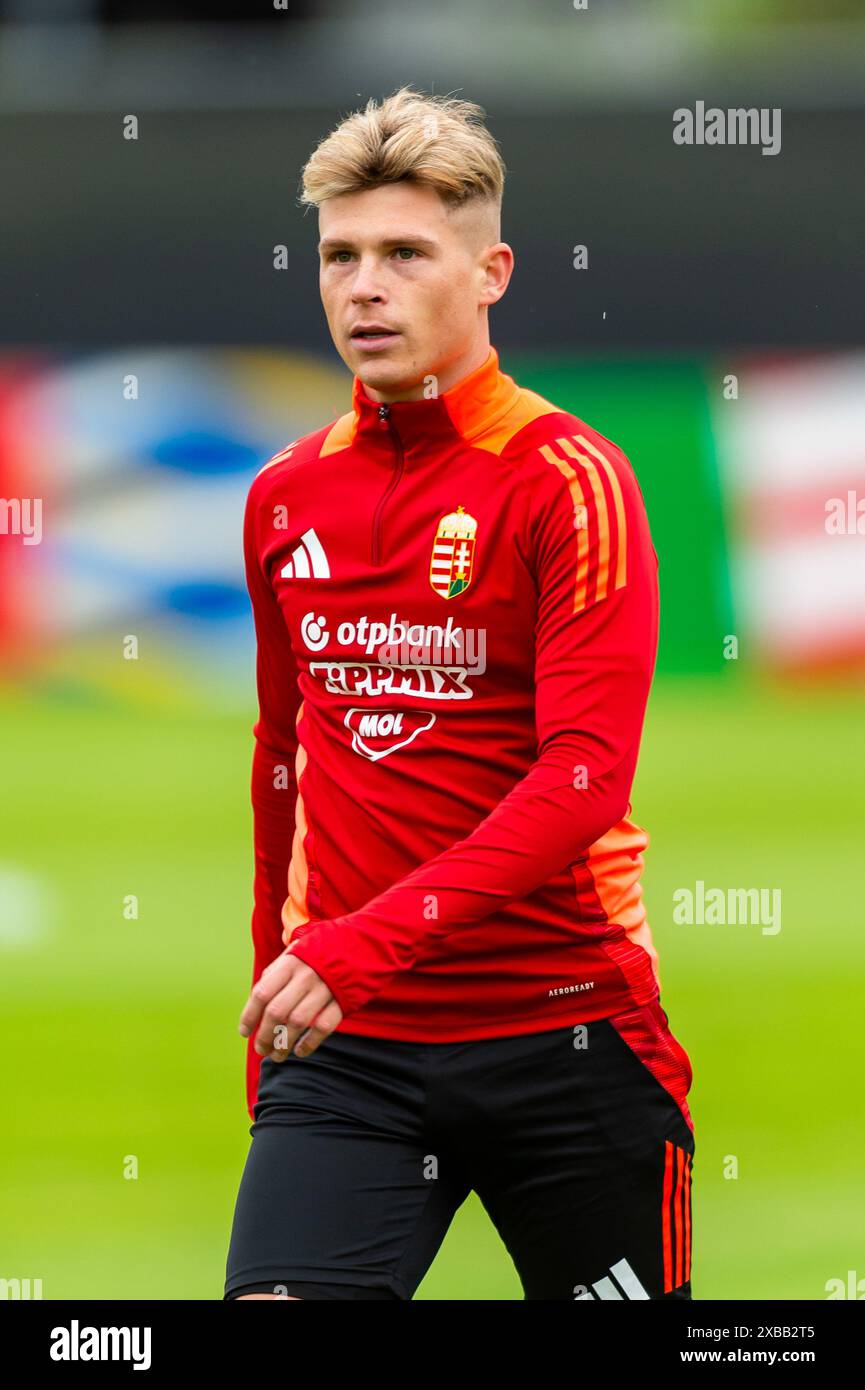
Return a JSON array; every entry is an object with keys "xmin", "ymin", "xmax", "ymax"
[
  {"xmin": 300, "ymin": 609, "xmax": 487, "ymax": 699},
  {"xmin": 299, "ymin": 610, "xmax": 472, "ymax": 658}
]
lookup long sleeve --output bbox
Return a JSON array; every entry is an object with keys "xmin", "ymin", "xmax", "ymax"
[
  {"xmin": 288, "ymin": 438, "xmax": 660, "ymax": 1019},
  {"xmin": 243, "ymin": 474, "xmax": 304, "ymax": 1116}
]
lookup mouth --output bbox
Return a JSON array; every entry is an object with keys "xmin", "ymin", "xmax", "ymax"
[{"xmin": 350, "ymin": 328, "xmax": 402, "ymax": 351}]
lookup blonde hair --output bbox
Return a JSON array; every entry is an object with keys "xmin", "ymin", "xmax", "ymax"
[{"xmin": 298, "ymin": 85, "xmax": 505, "ymax": 215}]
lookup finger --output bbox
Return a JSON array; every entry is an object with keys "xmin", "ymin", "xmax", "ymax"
[
  {"xmin": 266, "ymin": 985, "xmax": 335, "ymax": 1061},
  {"xmin": 256, "ymin": 978, "xmax": 331, "ymax": 1057},
  {"xmin": 238, "ymin": 952, "xmax": 297, "ymax": 1036},
  {"xmin": 292, "ymin": 1001, "xmax": 344, "ymax": 1059}
]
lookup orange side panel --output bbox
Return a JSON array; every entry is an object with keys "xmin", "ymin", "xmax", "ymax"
[
  {"xmin": 281, "ymin": 717, "xmax": 312, "ymax": 942},
  {"xmin": 584, "ymin": 818, "xmax": 659, "ymax": 981}
]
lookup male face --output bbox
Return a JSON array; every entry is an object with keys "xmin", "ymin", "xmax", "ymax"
[{"xmin": 317, "ymin": 180, "xmax": 511, "ymax": 400}]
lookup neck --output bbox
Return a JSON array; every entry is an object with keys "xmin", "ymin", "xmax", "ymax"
[{"xmin": 347, "ymin": 343, "xmax": 519, "ymax": 459}]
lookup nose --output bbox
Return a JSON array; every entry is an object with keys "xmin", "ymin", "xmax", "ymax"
[{"xmin": 349, "ymin": 254, "xmax": 386, "ymax": 303}]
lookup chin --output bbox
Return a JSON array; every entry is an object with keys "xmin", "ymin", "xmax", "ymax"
[{"xmin": 354, "ymin": 356, "xmax": 412, "ymax": 387}]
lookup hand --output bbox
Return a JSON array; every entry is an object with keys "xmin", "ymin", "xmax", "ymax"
[{"xmin": 238, "ymin": 946, "xmax": 343, "ymax": 1061}]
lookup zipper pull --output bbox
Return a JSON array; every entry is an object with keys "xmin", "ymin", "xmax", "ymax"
[{"xmin": 378, "ymin": 403, "xmax": 390, "ymax": 423}]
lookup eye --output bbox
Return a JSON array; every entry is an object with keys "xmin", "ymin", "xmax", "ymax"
[{"xmin": 324, "ymin": 247, "xmax": 420, "ymax": 264}]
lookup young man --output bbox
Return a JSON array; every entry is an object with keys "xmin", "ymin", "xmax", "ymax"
[{"xmin": 225, "ymin": 86, "xmax": 695, "ymax": 1302}]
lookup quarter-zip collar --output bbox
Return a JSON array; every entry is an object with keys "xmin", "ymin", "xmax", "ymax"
[{"xmin": 350, "ymin": 345, "xmax": 521, "ymax": 460}]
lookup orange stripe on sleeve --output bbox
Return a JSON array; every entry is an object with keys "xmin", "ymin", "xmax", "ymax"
[
  {"xmin": 574, "ymin": 433, "xmax": 628, "ymax": 591},
  {"xmin": 538, "ymin": 442, "xmax": 591, "ymax": 612},
  {"xmin": 556, "ymin": 437, "xmax": 612, "ymax": 602}
]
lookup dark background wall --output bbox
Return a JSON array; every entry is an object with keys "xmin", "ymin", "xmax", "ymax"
[{"xmin": 2, "ymin": 105, "xmax": 862, "ymax": 350}]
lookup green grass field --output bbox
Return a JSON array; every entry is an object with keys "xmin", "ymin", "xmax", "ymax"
[{"xmin": 1, "ymin": 671, "xmax": 862, "ymax": 1300}]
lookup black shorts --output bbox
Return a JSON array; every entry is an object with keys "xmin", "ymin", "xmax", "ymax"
[{"xmin": 224, "ymin": 1000, "xmax": 695, "ymax": 1301}]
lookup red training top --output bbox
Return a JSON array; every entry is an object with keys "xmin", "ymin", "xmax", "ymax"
[{"xmin": 243, "ymin": 345, "xmax": 661, "ymax": 1118}]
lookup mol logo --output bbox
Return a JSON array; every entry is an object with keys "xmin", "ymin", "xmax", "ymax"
[{"xmin": 345, "ymin": 708, "xmax": 435, "ymax": 761}]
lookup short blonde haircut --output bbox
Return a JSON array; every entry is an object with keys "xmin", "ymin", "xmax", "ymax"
[{"xmin": 298, "ymin": 85, "xmax": 505, "ymax": 214}]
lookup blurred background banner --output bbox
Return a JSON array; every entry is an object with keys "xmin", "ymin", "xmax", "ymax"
[
  {"xmin": 711, "ymin": 350, "xmax": 865, "ymax": 674},
  {"xmin": 1, "ymin": 0, "xmax": 863, "ymax": 1303},
  {"xmin": 0, "ymin": 348, "xmax": 349, "ymax": 705}
]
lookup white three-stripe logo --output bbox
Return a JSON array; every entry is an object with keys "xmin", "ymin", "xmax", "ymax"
[
  {"xmin": 575, "ymin": 1258, "xmax": 649, "ymax": 1300},
  {"xmin": 280, "ymin": 528, "xmax": 330, "ymax": 580}
]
